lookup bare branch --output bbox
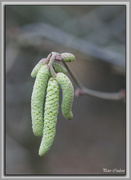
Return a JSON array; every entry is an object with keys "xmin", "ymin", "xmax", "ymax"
[
  {"xmin": 62, "ymin": 62, "xmax": 125, "ymax": 101},
  {"xmin": 75, "ymin": 88, "xmax": 125, "ymax": 101},
  {"xmin": 62, "ymin": 62, "xmax": 83, "ymax": 89}
]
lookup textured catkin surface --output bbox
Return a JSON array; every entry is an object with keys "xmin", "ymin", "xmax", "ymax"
[
  {"xmin": 31, "ymin": 59, "xmax": 48, "ymax": 78},
  {"xmin": 56, "ymin": 73, "xmax": 74, "ymax": 120},
  {"xmin": 53, "ymin": 63, "xmax": 67, "ymax": 74},
  {"xmin": 39, "ymin": 78, "xmax": 59, "ymax": 156},
  {"xmin": 31, "ymin": 65, "xmax": 50, "ymax": 136},
  {"xmin": 61, "ymin": 53, "xmax": 75, "ymax": 62},
  {"xmin": 31, "ymin": 62, "xmax": 67, "ymax": 78},
  {"xmin": 31, "ymin": 63, "xmax": 43, "ymax": 78}
]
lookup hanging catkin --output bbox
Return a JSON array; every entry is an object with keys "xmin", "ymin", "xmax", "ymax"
[
  {"xmin": 31, "ymin": 65, "xmax": 50, "ymax": 136},
  {"xmin": 39, "ymin": 78, "xmax": 59, "ymax": 156},
  {"xmin": 31, "ymin": 52, "xmax": 75, "ymax": 156},
  {"xmin": 56, "ymin": 72, "xmax": 74, "ymax": 120}
]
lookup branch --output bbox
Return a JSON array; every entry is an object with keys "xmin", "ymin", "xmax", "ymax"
[
  {"xmin": 48, "ymin": 52, "xmax": 60, "ymax": 78},
  {"xmin": 62, "ymin": 62, "xmax": 125, "ymax": 101},
  {"xmin": 62, "ymin": 62, "xmax": 83, "ymax": 89},
  {"xmin": 75, "ymin": 88, "xmax": 125, "ymax": 101}
]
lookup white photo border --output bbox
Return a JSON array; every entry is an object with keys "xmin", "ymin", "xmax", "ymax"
[{"xmin": 1, "ymin": 1, "xmax": 130, "ymax": 179}]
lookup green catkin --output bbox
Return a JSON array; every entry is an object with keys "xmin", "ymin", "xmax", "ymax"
[
  {"xmin": 61, "ymin": 52, "xmax": 75, "ymax": 62},
  {"xmin": 39, "ymin": 78, "xmax": 59, "ymax": 156},
  {"xmin": 53, "ymin": 63, "xmax": 67, "ymax": 74},
  {"xmin": 31, "ymin": 58, "xmax": 49, "ymax": 78},
  {"xmin": 31, "ymin": 65, "xmax": 50, "ymax": 136},
  {"xmin": 56, "ymin": 73, "xmax": 74, "ymax": 120}
]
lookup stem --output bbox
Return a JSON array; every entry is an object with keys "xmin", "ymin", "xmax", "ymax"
[
  {"xmin": 62, "ymin": 62, "xmax": 125, "ymax": 101},
  {"xmin": 46, "ymin": 53, "xmax": 52, "ymax": 61},
  {"xmin": 48, "ymin": 52, "xmax": 59, "ymax": 78}
]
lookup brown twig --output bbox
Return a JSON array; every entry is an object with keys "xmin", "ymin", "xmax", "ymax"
[
  {"xmin": 62, "ymin": 62, "xmax": 83, "ymax": 89},
  {"xmin": 62, "ymin": 62, "xmax": 125, "ymax": 101},
  {"xmin": 48, "ymin": 52, "xmax": 60, "ymax": 78}
]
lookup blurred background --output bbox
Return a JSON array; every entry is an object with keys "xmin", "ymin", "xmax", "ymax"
[{"xmin": 5, "ymin": 5, "xmax": 126, "ymax": 175}]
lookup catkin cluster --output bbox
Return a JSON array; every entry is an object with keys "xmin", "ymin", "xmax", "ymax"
[{"xmin": 31, "ymin": 52, "xmax": 75, "ymax": 156}]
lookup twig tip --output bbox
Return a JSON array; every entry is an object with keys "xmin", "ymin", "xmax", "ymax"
[{"xmin": 75, "ymin": 88, "xmax": 83, "ymax": 97}]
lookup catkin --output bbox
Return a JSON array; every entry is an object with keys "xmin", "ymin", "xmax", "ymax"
[
  {"xmin": 61, "ymin": 53, "xmax": 75, "ymax": 62},
  {"xmin": 31, "ymin": 65, "xmax": 50, "ymax": 136},
  {"xmin": 56, "ymin": 73, "xmax": 74, "ymax": 120},
  {"xmin": 39, "ymin": 78, "xmax": 59, "ymax": 156}
]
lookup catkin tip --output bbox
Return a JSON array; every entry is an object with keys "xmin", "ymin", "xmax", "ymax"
[
  {"xmin": 38, "ymin": 150, "xmax": 45, "ymax": 157},
  {"xmin": 66, "ymin": 112, "xmax": 73, "ymax": 120}
]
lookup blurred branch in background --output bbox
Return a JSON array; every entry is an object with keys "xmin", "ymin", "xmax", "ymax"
[
  {"xmin": 6, "ymin": 5, "xmax": 125, "ymax": 76},
  {"xmin": 7, "ymin": 22, "xmax": 125, "ymax": 75}
]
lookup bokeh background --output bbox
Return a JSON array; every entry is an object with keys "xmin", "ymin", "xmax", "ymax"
[{"xmin": 5, "ymin": 5, "xmax": 126, "ymax": 175}]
